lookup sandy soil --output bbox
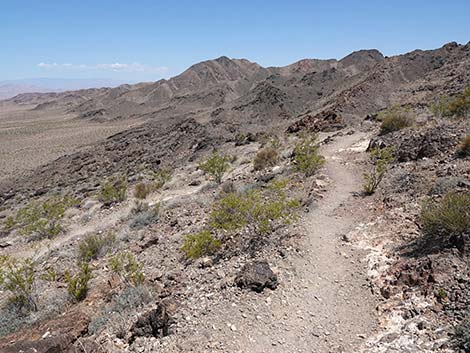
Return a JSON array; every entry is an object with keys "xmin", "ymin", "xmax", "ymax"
[{"xmin": 0, "ymin": 103, "xmax": 142, "ymax": 181}]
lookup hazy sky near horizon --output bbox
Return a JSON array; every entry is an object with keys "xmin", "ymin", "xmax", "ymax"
[{"xmin": 1, "ymin": 0, "xmax": 469, "ymax": 82}]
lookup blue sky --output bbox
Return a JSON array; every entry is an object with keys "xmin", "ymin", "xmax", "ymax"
[{"xmin": 1, "ymin": 0, "xmax": 469, "ymax": 82}]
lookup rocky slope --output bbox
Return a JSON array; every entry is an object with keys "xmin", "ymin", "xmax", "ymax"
[{"xmin": 0, "ymin": 42, "xmax": 470, "ymax": 353}]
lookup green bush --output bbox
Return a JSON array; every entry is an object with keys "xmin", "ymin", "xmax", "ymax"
[
  {"xmin": 78, "ymin": 232, "xmax": 116, "ymax": 263},
  {"xmin": 210, "ymin": 179, "xmax": 300, "ymax": 236},
  {"xmin": 198, "ymin": 152, "xmax": 230, "ymax": 184},
  {"xmin": 181, "ymin": 230, "xmax": 221, "ymax": 259},
  {"xmin": 0, "ymin": 256, "xmax": 37, "ymax": 310},
  {"xmin": 363, "ymin": 147, "xmax": 394, "ymax": 195},
  {"xmin": 457, "ymin": 134, "xmax": 470, "ymax": 158},
  {"xmin": 98, "ymin": 175, "xmax": 127, "ymax": 204},
  {"xmin": 378, "ymin": 106, "xmax": 414, "ymax": 135},
  {"xmin": 108, "ymin": 252, "xmax": 144, "ymax": 286},
  {"xmin": 64, "ymin": 262, "xmax": 92, "ymax": 301},
  {"xmin": 293, "ymin": 134, "xmax": 325, "ymax": 177},
  {"xmin": 421, "ymin": 192, "xmax": 470, "ymax": 239},
  {"xmin": 4, "ymin": 195, "xmax": 78, "ymax": 238},
  {"xmin": 253, "ymin": 147, "xmax": 279, "ymax": 171},
  {"xmin": 432, "ymin": 87, "xmax": 470, "ymax": 118},
  {"xmin": 40, "ymin": 267, "xmax": 58, "ymax": 282}
]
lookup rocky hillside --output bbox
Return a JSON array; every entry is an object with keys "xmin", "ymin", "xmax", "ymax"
[{"xmin": 0, "ymin": 42, "xmax": 469, "ymax": 353}]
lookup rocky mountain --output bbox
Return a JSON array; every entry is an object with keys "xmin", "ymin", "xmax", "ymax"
[{"xmin": 6, "ymin": 43, "xmax": 469, "ymax": 128}]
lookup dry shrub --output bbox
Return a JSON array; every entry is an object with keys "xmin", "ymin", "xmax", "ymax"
[{"xmin": 253, "ymin": 147, "xmax": 278, "ymax": 171}]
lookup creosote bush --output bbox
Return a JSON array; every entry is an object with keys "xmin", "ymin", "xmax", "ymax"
[
  {"xmin": 78, "ymin": 232, "xmax": 116, "ymax": 263},
  {"xmin": 363, "ymin": 147, "xmax": 394, "ymax": 195},
  {"xmin": 210, "ymin": 179, "xmax": 300, "ymax": 236},
  {"xmin": 64, "ymin": 262, "xmax": 92, "ymax": 301},
  {"xmin": 457, "ymin": 134, "xmax": 470, "ymax": 158},
  {"xmin": 378, "ymin": 105, "xmax": 414, "ymax": 135},
  {"xmin": 108, "ymin": 252, "xmax": 145, "ymax": 286},
  {"xmin": 293, "ymin": 134, "xmax": 325, "ymax": 177},
  {"xmin": 0, "ymin": 256, "xmax": 37, "ymax": 311},
  {"xmin": 98, "ymin": 175, "xmax": 128, "ymax": 204},
  {"xmin": 3, "ymin": 195, "xmax": 78, "ymax": 239},
  {"xmin": 420, "ymin": 192, "xmax": 470, "ymax": 240},
  {"xmin": 198, "ymin": 152, "xmax": 230, "ymax": 184},
  {"xmin": 432, "ymin": 87, "xmax": 470, "ymax": 118},
  {"xmin": 181, "ymin": 230, "xmax": 221, "ymax": 259},
  {"xmin": 253, "ymin": 147, "xmax": 279, "ymax": 171}
]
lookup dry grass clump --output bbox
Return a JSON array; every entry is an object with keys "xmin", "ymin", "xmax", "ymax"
[
  {"xmin": 457, "ymin": 134, "xmax": 470, "ymax": 158},
  {"xmin": 253, "ymin": 147, "xmax": 279, "ymax": 171}
]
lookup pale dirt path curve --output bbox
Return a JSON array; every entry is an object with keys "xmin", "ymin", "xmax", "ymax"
[{"xmin": 218, "ymin": 131, "xmax": 378, "ymax": 353}]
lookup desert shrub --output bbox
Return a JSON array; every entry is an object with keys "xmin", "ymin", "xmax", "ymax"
[
  {"xmin": 88, "ymin": 315, "xmax": 109, "ymax": 335},
  {"xmin": 134, "ymin": 182, "xmax": 151, "ymax": 199},
  {"xmin": 198, "ymin": 152, "xmax": 230, "ymax": 184},
  {"xmin": 253, "ymin": 147, "xmax": 279, "ymax": 171},
  {"xmin": 0, "ymin": 304, "xmax": 37, "ymax": 337},
  {"xmin": 108, "ymin": 252, "xmax": 145, "ymax": 286},
  {"xmin": 98, "ymin": 175, "xmax": 127, "ymax": 204},
  {"xmin": 78, "ymin": 232, "xmax": 116, "ymax": 262},
  {"xmin": 111, "ymin": 285, "xmax": 153, "ymax": 312},
  {"xmin": 363, "ymin": 147, "xmax": 394, "ymax": 195},
  {"xmin": 219, "ymin": 181, "xmax": 236, "ymax": 195},
  {"xmin": 210, "ymin": 179, "xmax": 300, "ymax": 236},
  {"xmin": 128, "ymin": 202, "xmax": 159, "ymax": 229},
  {"xmin": 150, "ymin": 168, "xmax": 172, "ymax": 190},
  {"xmin": 293, "ymin": 134, "xmax": 325, "ymax": 176},
  {"xmin": 457, "ymin": 134, "xmax": 470, "ymax": 158},
  {"xmin": 0, "ymin": 256, "xmax": 37, "ymax": 310},
  {"xmin": 235, "ymin": 133, "xmax": 246, "ymax": 144},
  {"xmin": 89, "ymin": 285, "xmax": 153, "ymax": 335},
  {"xmin": 258, "ymin": 133, "xmax": 281, "ymax": 149},
  {"xmin": 452, "ymin": 320, "xmax": 470, "ymax": 352},
  {"xmin": 210, "ymin": 192, "xmax": 249, "ymax": 231},
  {"xmin": 432, "ymin": 87, "xmax": 470, "ymax": 118},
  {"xmin": 378, "ymin": 105, "xmax": 414, "ymax": 135},
  {"xmin": 5, "ymin": 195, "xmax": 78, "ymax": 238},
  {"xmin": 434, "ymin": 287, "xmax": 448, "ymax": 301},
  {"xmin": 40, "ymin": 267, "xmax": 58, "ymax": 282},
  {"xmin": 421, "ymin": 192, "xmax": 470, "ymax": 239},
  {"xmin": 181, "ymin": 230, "xmax": 221, "ymax": 259},
  {"xmin": 64, "ymin": 262, "xmax": 92, "ymax": 301}
]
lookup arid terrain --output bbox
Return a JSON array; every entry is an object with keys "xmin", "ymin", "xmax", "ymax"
[
  {"xmin": 0, "ymin": 42, "xmax": 469, "ymax": 353},
  {"xmin": 0, "ymin": 103, "xmax": 143, "ymax": 181}
]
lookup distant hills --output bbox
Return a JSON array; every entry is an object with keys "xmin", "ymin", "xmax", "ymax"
[
  {"xmin": 5, "ymin": 42, "xmax": 470, "ymax": 128},
  {"xmin": 0, "ymin": 78, "xmax": 130, "ymax": 100}
]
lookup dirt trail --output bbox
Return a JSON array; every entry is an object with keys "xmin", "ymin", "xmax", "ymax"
[{"xmin": 218, "ymin": 131, "xmax": 378, "ymax": 353}]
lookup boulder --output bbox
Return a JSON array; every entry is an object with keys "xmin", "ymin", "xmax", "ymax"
[
  {"xmin": 235, "ymin": 261, "xmax": 278, "ymax": 292},
  {"xmin": 130, "ymin": 306, "xmax": 171, "ymax": 342},
  {"xmin": 0, "ymin": 309, "xmax": 90, "ymax": 353}
]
